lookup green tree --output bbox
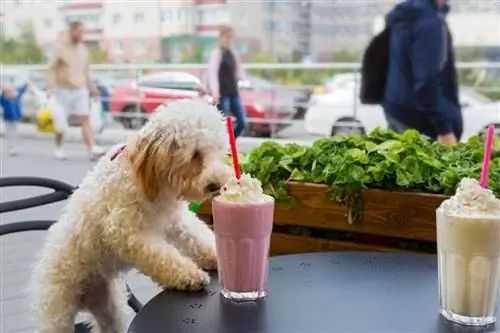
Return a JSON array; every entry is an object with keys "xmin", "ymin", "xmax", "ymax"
[
  {"xmin": 0, "ymin": 23, "xmax": 45, "ymax": 64},
  {"xmin": 248, "ymin": 53, "xmax": 280, "ymax": 82},
  {"xmin": 333, "ymin": 50, "xmax": 360, "ymax": 62},
  {"xmin": 248, "ymin": 50, "xmax": 362, "ymax": 86},
  {"xmin": 89, "ymin": 47, "xmax": 109, "ymax": 64},
  {"xmin": 455, "ymin": 47, "xmax": 486, "ymax": 86},
  {"xmin": 455, "ymin": 47, "xmax": 500, "ymax": 101}
]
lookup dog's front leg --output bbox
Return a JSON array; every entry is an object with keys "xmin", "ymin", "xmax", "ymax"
[
  {"xmin": 166, "ymin": 210, "xmax": 217, "ymax": 270},
  {"xmin": 109, "ymin": 232, "xmax": 210, "ymax": 291}
]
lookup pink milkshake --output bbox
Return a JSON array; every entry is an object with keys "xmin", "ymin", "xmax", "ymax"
[{"xmin": 212, "ymin": 174, "xmax": 274, "ymax": 301}]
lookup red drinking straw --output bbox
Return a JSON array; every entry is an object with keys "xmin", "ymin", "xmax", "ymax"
[
  {"xmin": 226, "ymin": 117, "xmax": 241, "ymax": 179},
  {"xmin": 480, "ymin": 124, "xmax": 495, "ymax": 188}
]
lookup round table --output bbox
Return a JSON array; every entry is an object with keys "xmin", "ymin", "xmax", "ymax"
[{"xmin": 128, "ymin": 252, "xmax": 498, "ymax": 333}]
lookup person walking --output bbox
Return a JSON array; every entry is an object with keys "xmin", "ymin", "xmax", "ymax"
[
  {"xmin": 47, "ymin": 21, "xmax": 106, "ymax": 160},
  {"xmin": 1, "ymin": 82, "xmax": 29, "ymax": 156},
  {"xmin": 383, "ymin": 0, "xmax": 462, "ymax": 144},
  {"xmin": 208, "ymin": 26, "xmax": 247, "ymax": 139}
]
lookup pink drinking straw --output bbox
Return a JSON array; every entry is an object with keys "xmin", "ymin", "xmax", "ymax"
[
  {"xmin": 480, "ymin": 124, "xmax": 495, "ymax": 188},
  {"xmin": 226, "ymin": 117, "xmax": 241, "ymax": 179}
]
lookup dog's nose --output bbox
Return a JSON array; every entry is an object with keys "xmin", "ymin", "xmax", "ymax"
[{"xmin": 206, "ymin": 182, "xmax": 221, "ymax": 193}]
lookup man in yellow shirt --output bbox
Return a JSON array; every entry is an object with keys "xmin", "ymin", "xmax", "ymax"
[{"xmin": 47, "ymin": 21, "xmax": 106, "ymax": 161}]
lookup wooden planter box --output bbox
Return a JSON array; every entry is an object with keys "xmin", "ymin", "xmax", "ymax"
[{"xmin": 198, "ymin": 182, "xmax": 448, "ymax": 256}]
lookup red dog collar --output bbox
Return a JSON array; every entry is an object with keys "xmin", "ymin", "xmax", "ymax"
[{"xmin": 110, "ymin": 145, "xmax": 126, "ymax": 161}]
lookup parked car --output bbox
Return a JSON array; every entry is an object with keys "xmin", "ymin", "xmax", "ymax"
[
  {"xmin": 29, "ymin": 74, "xmax": 48, "ymax": 92},
  {"xmin": 304, "ymin": 83, "xmax": 500, "ymax": 141},
  {"xmin": 110, "ymin": 71, "xmax": 297, "ymax": 136},
  {"xmin": 313, "ymin": 72, "xmax": 360, "ymax": 96},
  {"xmin": 93, "ymin": 74, "xmax": 130, "ymax": 96},
  {"xmin": 239, "ymin": 75, "xmax": 310, "ymax": 119}
]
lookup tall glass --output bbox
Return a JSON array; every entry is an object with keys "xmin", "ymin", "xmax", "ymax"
[
  {"xmin": 212, "ymin": 197, "xmax": 274, "ymax": 301},
  {"xmin": 437, "ymin": 209, "xmax": 500, "ymax": 326}
]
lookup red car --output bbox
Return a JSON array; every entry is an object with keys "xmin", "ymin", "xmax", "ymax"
[{"xmin": 109, "ymin": 71, "xmax": 296, "ymax": 136}]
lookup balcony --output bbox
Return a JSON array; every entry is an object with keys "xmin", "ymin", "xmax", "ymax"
[
  {"xmin": 195, "ymin": 0, "xmax": 227, "ymax": 5},
  {"xmin": 195, "ymin": 4, "xmax": 229, "ymax": 35},
  {"xmin": 61, "ymin": 2, "xmax": 103, "ymax": 39},
  {"xmin": 82, "ymin": 28, "xmax": 104, "ymax": 42},
  {"xmin": 60, "ymin": 1, "xmax": 103, "ymax": 11}
]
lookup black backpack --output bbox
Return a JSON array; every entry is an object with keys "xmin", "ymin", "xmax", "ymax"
[{"xmin": 359, "ymin": 27, "xmax": 390, "ymax": 105}]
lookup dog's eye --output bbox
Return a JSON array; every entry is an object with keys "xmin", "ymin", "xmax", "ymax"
[{"xmin": 193, "ymin": 150, "xmax": 201, "ymax": 160}]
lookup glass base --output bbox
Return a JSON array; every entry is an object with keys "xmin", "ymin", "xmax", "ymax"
[
  {"xmin": 440, "ymin": 308, "xmax": 496, "ymax": 326},
  {"xmin": 221, "ymin": 288, "xmax": 267, "ymax": 301}
]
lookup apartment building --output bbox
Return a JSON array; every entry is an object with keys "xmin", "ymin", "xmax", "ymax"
[
  {"xmin": 261, "ymin": 0, "xmax": 499, "ymax": 61},
  {"xmin": 252, "ymin": 0, "xmax": 398, "ymax": 61},
  {"xmin": 373, "ymin": 1, "xmax": 500, "ymax": 50},
  {"xmin": 312, "ymin": 0, "xmax": 398, "ymax": 60},
  {"xmin": 1, "ymin": 0, "xmax": 252, "ymax": 62},
  {"xmin": 0, "ymin": 0, "xmax": 407, "ymax": 63},
  {"xmin": 2, "ymin": 0, "xmax": 498, "ymax": 63}
]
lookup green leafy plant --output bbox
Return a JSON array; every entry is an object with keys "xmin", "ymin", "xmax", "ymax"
[
  {"xmin": 0, "ymin": 23, "xmax": 46, "ymax": 64},
  {"xmin": 240, "ymin": 128, "xmax": 500, "ymax": 223}
]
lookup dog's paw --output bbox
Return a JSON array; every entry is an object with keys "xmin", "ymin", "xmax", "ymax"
[
  {"xmin": 195, "ymin": 246, "xmax": 218, "ymax": 270},
  {"xmin": 199, "ymin": 256, "xmax": 218, "ymax": 271},
  {"xmin": 177, "ymin": 269, "xmax": 211, "ymax": 292}
]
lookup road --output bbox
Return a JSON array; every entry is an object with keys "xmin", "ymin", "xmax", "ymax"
[{"xmin": 0, "ymin": 140, "xmax": 162, "ymax": 332}]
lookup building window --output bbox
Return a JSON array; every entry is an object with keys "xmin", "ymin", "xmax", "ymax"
[
  {"xmin": 134, "ymin": 39, "xmax": 146, "ymax": 54},
  {"xmin": 161, "ymin": 9, "xmax": 173, "ymax": 23},
  {"xmin": 88, "ymin": 14, "xmax": 99, "ymax": 24},
  {"xmin": 112, "ymin": 40, "xmax": 124, "ymax": 55},
  {"xmin": 44, "ymin": 18, "xmax": 52, "ymax": 28},
  {"xmin": 43, "ymin": 43, "xmax": 52, "ymax": 57},
  {"xmin": 177, "ymin": 8, "xmax": 186, "ymax": 23},
  {"xmin": 239, "ymin": 14, "xmax": 248, "ymax": 27},
  {"xmin": 134, "ymin": 12, "xmax": 145, "ymax": 24},
  {"xmin": 112, "ymin": 14, "xmax": 121, "ymax": 25},
  {"xmin": 198, "ymin": 11, "xmax": 205, "ymax": 23},
  {"xmin": 206, "ymin": 8, "xmax": 215, "ymax": 22},
  {"xmin": 264, "ymin": 21, "xmax": 274, "ymax": 31},
  {"xmin": 263, "ymin": 0, "xmax": 274, "ymax": 11}
]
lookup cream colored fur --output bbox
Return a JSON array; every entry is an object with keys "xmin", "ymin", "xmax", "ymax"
[{"xmin": 30, "ymin": 99, "xmax": 232, "ymax": 333}]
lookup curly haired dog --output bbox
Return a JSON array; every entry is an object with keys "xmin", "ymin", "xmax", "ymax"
[{"xmin": 31, "ymin": 99, "xmax": 232, "ymax": 333}]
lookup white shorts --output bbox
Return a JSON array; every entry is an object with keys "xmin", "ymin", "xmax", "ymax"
[{"xmin": 55, "ymin": 88, "xmax": 90, "ymax": 116}]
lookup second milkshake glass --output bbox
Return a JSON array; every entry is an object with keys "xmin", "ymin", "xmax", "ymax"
[{"xmin": 437, "ymin": 209, "xmax": 500, "ymax": 326}]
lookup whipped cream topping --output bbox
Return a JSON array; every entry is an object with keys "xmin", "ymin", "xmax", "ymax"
[
  {"xmin": 439, "ymin": 178, "xmax": 500, "ymax": 217},
  {"xmin": 217, "ymin": 173, "xmax": 273, "ymax": 204}
]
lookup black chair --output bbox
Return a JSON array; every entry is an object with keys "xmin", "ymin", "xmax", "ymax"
[{"xmin": 0, "ymin": 177, "xmax": 142, "ymax": 332}]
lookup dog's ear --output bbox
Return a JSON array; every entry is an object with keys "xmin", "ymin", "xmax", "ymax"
[{"xmin": 128, "ymin": 132, "xmax": 178, "ymax": 201}]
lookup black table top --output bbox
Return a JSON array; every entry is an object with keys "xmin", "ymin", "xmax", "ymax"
[{"xmin": 128, "ymin": 252, "xmax": 499, "ymax": 333}]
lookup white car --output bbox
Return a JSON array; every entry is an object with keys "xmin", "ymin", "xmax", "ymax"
[
  {"xmin": 313, "ymin": 72, "xmax": 360, "ymax": 95},
  {"xmin": 305, "ymin": 84, "xmax": 500, "ymax": 141}
]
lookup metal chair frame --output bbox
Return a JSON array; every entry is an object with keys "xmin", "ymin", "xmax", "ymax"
[{"xmin": 0, "ymin": 177, "xmax": 142, "ymax": 332}]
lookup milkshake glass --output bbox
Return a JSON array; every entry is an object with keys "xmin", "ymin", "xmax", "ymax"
[
  {"xmin": 437, "ymin": 178, "xmax": 500, "ymax": 326},
  {"xmin": 212, "ymin": 174, "xmax": 274, "ymax": 301}
]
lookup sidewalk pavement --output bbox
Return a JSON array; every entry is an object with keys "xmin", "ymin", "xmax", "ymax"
[{"xmin": 1, "ymin": 123, "xmax": 315, "ymax": 153}]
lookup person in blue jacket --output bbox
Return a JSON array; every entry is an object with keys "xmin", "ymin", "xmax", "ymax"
[
  {"xmin": 383, "ymin": 0, "xmax": 462, "ymax": 145},
  {"xmin": 1, "ymin": 83, "xmax": 29, "ymax": 155},
  {"xmin": 96, "ymin": 83, "xmax": 110, "ymax": 113}
]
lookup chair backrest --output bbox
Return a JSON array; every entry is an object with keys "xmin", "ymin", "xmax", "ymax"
[
  {"xmin": 0, "ymin": 176, "xmax": 142, "ymax": 332},
  {"xmin": 0, "ymin": 177, "xmax": 75, "ymax": 214}
]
